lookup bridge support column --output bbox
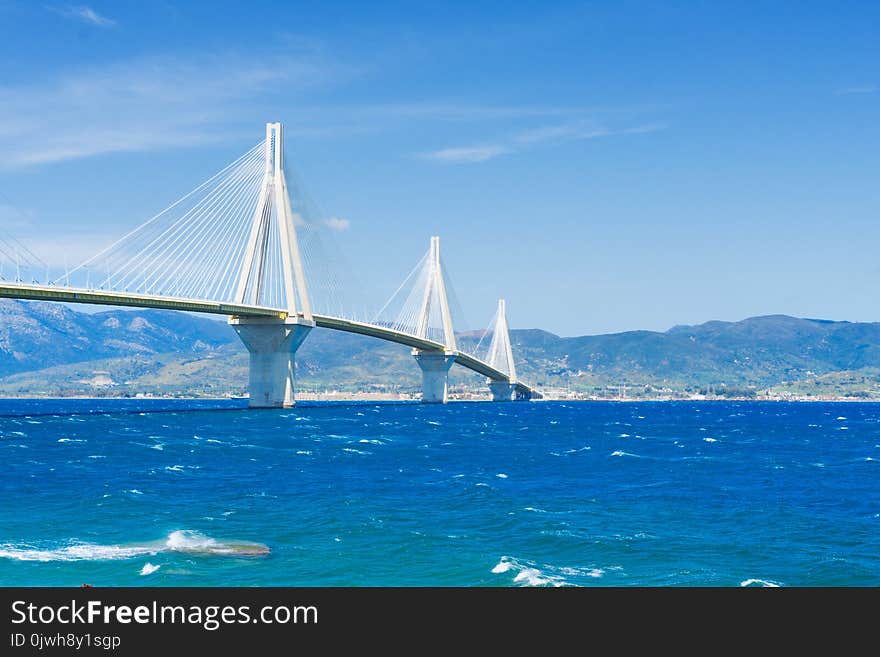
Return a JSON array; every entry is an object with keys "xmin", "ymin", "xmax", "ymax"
[
  {"xmin": 414, "ymin": 350, "xmax": 456, "ymax": 403},
  {"xmin": 515, "ymin": 387, "xmax": 533, "ymax": 401},
  {"xmin": 229, "ymin": 317, "xmax": 313, "ymax": 408},
  {"xmin": 489, "ymin": 381, "xmax": 516, "ymax": 402}
]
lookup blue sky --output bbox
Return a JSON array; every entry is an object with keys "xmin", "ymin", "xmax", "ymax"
[{"xmin": 0, "ymin": 1, "xmax": 877, "ymax": 336}]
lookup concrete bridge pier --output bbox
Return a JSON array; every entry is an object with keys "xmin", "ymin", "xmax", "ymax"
[
  {"xmin": 489, "ymin": 381, "xmax": 516, "ymax": 402},
  {"xmin": 229, "ymin": 317, "xmax": 313, "ymax": 408},
  {"xmin": 413, "ymin": 350, "xmax": 456, "ymax": 403}
]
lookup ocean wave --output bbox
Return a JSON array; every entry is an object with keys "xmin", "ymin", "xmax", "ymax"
[
  {"xmin": 740, "ymin": 578, "xmax": 781, "ymax": 587},
  {"xmin": 490, "ymin": 556, "xmax": 569, "ymax": 587},
  {"xmin": 140, "ymin": 562, "xmax": 160, "ymax": 576},
  {"xmin": 0, "ymin": 530, "xmax": 269, "ymax": 562}
]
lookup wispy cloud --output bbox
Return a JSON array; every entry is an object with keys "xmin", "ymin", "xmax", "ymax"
[
  {"xmin": 423, "ymin": 145, "xmax": 511, "ymax": 163},
  {"xmin": 324, "ymin": 216, "xmax": 351, "ymax": 231},
  {"xmin": 54, "ymin": 5, "xmax": 117, "ymax": 28},
  {"xmin": 423, "ymin": 119, "xmax": 665, "ymax": 164},
  {"xmin": 621, "ymin": 122, "xmax": 667, "ymax": 135},
  {"xmin": 836, "ymin": 84, "xmax": 878, "ymax": 95},
  {"xmin": 0, "ymin": 49, "xmax": 344, "ymax": 168}
]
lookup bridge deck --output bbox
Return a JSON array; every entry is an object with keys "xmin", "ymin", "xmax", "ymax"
[{"xmin": 0, "ymin": 283, "xmax": 541, "ymax": 398}]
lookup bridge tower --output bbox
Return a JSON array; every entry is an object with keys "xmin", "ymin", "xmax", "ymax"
[
  {"xmin": 228, "ymin": 122, "xmax": 315, "ymax": 408},
  {"xmin": 412, "ymin": 236, "xmax": 457, "ymax": 403},
  {"xmin": 486, "ymin": 298, "xmax": 519, "ymax": 401}
]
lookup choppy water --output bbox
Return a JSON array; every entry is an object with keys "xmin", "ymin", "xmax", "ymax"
[{"xmin": 1, "ymin": 399, "xmax": 878, "ymax": 586}]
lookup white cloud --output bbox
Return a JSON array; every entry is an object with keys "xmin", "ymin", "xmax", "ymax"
[
  {"xmin": 836, "ymin": 84, "xmax": 878, "ymax": 95},
  {"xmin": 621, "ymin": 123, "xmax": 667, "ymax": 135},
  {"xmin": 324, "ymin": 217, "xmax": 351, "ymax": 231},
  {"xmin": 0, "ymin": 50, "xmax": 343, "ymax": 168},
  {"xmin": 55, "ymin": 5, "xmax": 116, "ymax": 28},
  {"xmin": 514, "ymin": 120, "xmax": 608, "ymax": 145},
  {"xmin": 423, "ymin": 145, "xmax": 511, "ymax": 163},
  {"xmin": 423, "ymin": 120, "xmax": 665, "ymax": 165}
]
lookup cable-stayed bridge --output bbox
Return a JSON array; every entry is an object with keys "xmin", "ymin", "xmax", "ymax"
[{"xmin": 0, "ymin": 123, "xmax": 541, "ymax": 406}]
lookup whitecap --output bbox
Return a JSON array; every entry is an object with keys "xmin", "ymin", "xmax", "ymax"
[
  {"xmin": 703, "ymin": 437, "xmax": 718, "ymax": 443},
  {"xmin": 610, "ymin": 450, "xmax": 639, "ymax": 457},
  {"xmin": 740, "ymin": 578, "xmax": 781, "ymax": 587},
  {"xmin": 619, "ymin": 433, "xmax": 630, "ymax": 438},
  {"xmin": 836, "ymin": 416, "xmax": 847, "ymax": 420},
  {"xmin": 490, "ymin": 556, "xmax": 568, "ymax": 587},
  {"xmin": 140, "ymin": 563, "xmax": 160, "ymax": 576},
  {"xmin": 0, "ymin": 543, "xmax": 156, "ymax": 562},
  {"xmin": 496, "ymin": 473, "xmax": 508, "ymax": 479},
  {"xmin": 164, "ymin": 465, "xmax": 185, "ymax": 472},
  {"xmin": 161, "ymin": 530, "xmax": 268, "ymax": 556},
  {"xmin": 491, "ymin": 558, "xmax": 514, "ymax": 574},
  {"xmin": 427, "ymin": 421, "xmax": 441, "ymax": 426},
  {"xmin": 150, "ymin": 444, "xmax": 164, "ymax": 450}
]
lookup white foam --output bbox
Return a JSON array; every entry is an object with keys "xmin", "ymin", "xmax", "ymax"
[
  {"xmin": 496, "ymin": 473, "xmax": 508, "ymax": 479},
  {"xmin": 0, "ymin": 531, "xmax": 270, "ymax": 563},
  {"xmin": 513, "ymin": 568, "xmax": 556, "ymax": 586},
  {"xmin": 611, "ymin": 450, "xmax": 639, "ymax": 457},
  {"xmin": 703, "ymin": 437, "xmax": 718, "ymax": 443},
  {"xmin": 836, "ymin": 416, "xmax": 847, "ymax": 420},
  {"xmin": 740, "ymin": 578, "xmax": 781, "ymax": 587},
  {"xmin": 491, "ymin": 558, "xmax": 514, "ymax": 574},
  {"xmin": 619, "ymin": 433, "xmax": 630, "ymax": 438},
  {"xmin": 0, "ymin": 543, "xmax": 156, "ymax": 562},
  {"xmin": 164, "ymin": 465, "xmax": 184, "ymax": 472},
  {"xmin": 490, "ymin": 556, "xmax": 567, "ymax": 587},
  {"xmin": 150, "ymin": 444, "xmax": 164, "ymax": 450},
  {"xmin": 140, "ymin": 563, "xmax": 160, "ymax": 576}
]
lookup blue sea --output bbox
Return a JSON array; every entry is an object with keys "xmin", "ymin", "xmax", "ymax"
[{"xmin": 1, "ymin": 399, "xmax": 878, "ymax": 587}]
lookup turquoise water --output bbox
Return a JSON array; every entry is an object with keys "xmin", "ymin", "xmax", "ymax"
[{"xmin": 1, "ymin": 399, "xmax": 878, "ymax": 586}]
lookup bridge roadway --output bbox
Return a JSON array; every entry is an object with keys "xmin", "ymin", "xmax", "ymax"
[{"xmin": 0, "ymin": 283, "xmax": 541, "ymax": 399}]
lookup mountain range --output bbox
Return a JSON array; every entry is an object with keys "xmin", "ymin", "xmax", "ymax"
[{"xmin": 2, "ymin": 299, "xmax": 880, "ymax": 398}]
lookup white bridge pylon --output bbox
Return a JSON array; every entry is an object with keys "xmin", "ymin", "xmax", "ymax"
[
  {"xmin": 229, "ymin": 122, "xmax": 314, "ymax": 408},
  {"xmin": 485, "ymin": 299, "xmax": 518, "ymax": 402},
  {"xmin": 412, "ymin": 236, "xmax": 457, "ymax": 403}
]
